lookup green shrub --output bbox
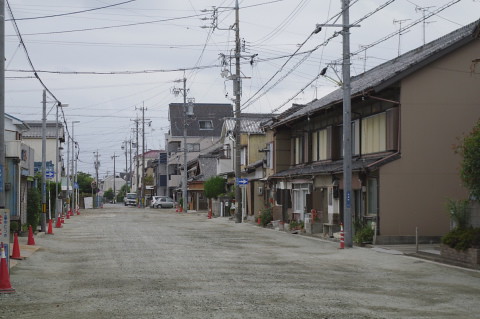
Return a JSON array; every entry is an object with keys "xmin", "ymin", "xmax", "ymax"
[
  {"xmin": 204, "ymin": 176, "xmax": 226, "ymax": 199},
  {"xmin": 442, "ymin": 227, "xmax": 480, "ymax": 251},
  {"xmin": 456, "ymin": 120, "xmax": 480, "ymax": 199},
  {"xmin": 259, "ymin": 207, "xmax": 273, "ymax": 227},
  {"xmin": 354, "ymin": 221, "xmax": 374, "ymax": 245},
  {"xmin": 289, "ymin": 220, "xmax": 304, "ymax": 230},
  {"xmin": 446, "ymin": 198, "xmax": 470, "ymax": 229},
  {"xmin": 27, "ymin": 187, "xmax": 41, "ymax": 231}
]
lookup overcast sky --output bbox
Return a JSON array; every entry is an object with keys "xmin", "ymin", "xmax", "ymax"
[{"xmin": 4, "ymin": 0, "xmax": 479, "ymax": 177}]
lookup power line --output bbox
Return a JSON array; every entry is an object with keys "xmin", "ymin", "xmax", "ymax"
[
  {"xmin": 261, "ymin": 0, "xmax": 397, "ymax": 113},
  {"xmin": 335, "ymin": 0, "xmax": 461, "ymax": 64},
  {"xmin": 240, "ymin": 0, "xmax": 361, "ymax": 109},
  {"xmin": 5, "ymin": 0, "xmax": 136, "ymax": 21},
  {"xmin": 6, "ymin": 49, "xmax": 321, "ymax": 75},
  {"xmin": 6, "ymin": 12, "xmax": 210, "ymax": 37}
]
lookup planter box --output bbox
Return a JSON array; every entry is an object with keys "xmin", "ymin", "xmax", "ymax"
[
  {"xmin": 440, "ymin": 244, "xmax": 480, "ymax": 265},
  {"xmin": 305, "ymin": 222, "xmax": 323, "ymax": 234}
]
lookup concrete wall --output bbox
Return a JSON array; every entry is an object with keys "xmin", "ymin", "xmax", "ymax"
[
  {"xmin": 23, "ymin": 138, "xmax": 64, "ymax": 178},
  {"xmin": 379, "ymin": 39, "xmax": 480, "ymax": 238}
]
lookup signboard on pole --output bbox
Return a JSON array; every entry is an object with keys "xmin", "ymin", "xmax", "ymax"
[
  {"xmin": 0, "ymin": 210, "xmax": 10, "ymax": 267},
  {"xmin": 46, "ymin": 171, "xmax": 54, "ymax": 179},
  {"xmin": 236, "ymin": 178, "xmax": 248, "ymax": 186}
]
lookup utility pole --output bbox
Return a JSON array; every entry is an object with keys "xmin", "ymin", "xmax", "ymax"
[
  {"xmin": 317, "ymin": 0, "xmax": 358, "ymax": 247},
  {"xmin": 207, "ymin": 0, "xmax": 245, "ymax": 222},
  {"xmin": 122, "ymin": 140, "xmax": 128, "ymax": 189},
  {"xmin": 66, "ymin": 125, "xmax": 70, "ymax": 213},
  {"xmin": 233, "ymin": 0, "xmax": 242, "ymax": 223},
  {"xmin": 41, "ymin": 90, "xmax": 47, "ymax": 232},
  {"xmin": 74, "ymin": 143, "xmax": 79, "ymax": 214},
  {"xmin": 111, "ymin": 153, "xmax": 119, "ymax": 203},
  {"xmin": 93, "ymin": 150, "xmax": 100, "ymax": 208},
  {"xmin": 141, "ymin": 105, "xmax": 146, "ymax": 208},
  {"xmin": 172, "ymin": 78, "xmax": 189, "ymax": 213},
  {"xmin": 55, "ymin": 102, "xmax": 67, "ymax": 218},
  {"xmin": 0, "ymin": 0, "xmax": 5, "ymax": 212},
  {"xmin": 71, "ymin": 121, "xmax": 79, "ymax": 214},
  {"xmin": 133, "ymin": 106, "xmax": 149, "ymax": 208},
  {"xmin": 129, "ymin": 138, "xmax": 132, "ymax": 191},
  {"xmin": 132, "ymin": 118, "xmax": 140, "ymax": 206},
  {"xmin": 342, "ymin": 0, "xmax": 353, "ymax": 248}
]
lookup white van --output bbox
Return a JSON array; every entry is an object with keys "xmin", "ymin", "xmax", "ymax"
[{"xmin": 124, "ymin": 193, "xmax": 137, "ymax": 206}]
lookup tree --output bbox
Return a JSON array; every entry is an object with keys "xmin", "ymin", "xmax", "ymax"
[
  {"xmin": 144, "ymin": 175, "xmax": 154, "ymax": 186},
  {"xmin": 77, "ymin": 172, "xmax": 95, "ymax": 194},
  {"xmin": 27, "ymin": 187, "xmax": 41, "ymax": 231},
  {"xmin": 104, "ymin": 188, "xmax": 114, "ymax": 201},
  {"xmin": 456, "ymin": 120, "xmax": 480, "ymax": 199},
  {"xmin": 204, "ymin": 176, "xmax": 226, "ymax": 199},
  {"xmin": 117, "ymin": 183, "xmax": 129, "ymax": 202}
]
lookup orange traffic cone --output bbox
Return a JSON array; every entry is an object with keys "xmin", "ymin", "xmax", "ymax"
[
  {"xmin": 0, "ymin": 243, "xmax": 15, "ymax": 293},
  {"xmin": 76, "ymin": 208, "xmax": 80, "ymax": 216},
  {"xmin": 56, "ymin": 216, "xmax": 62, "ymax": 228},
  {"xmin": 10, "ymin": 233, "xmax": 24, "ymax": 260},
  {"xmin": 47, "ymin": 219, "xmax": 54, "ymax": 235},
  {"xmin": 27, "ymin": 225, "xmax": 35, "ymax": 246}
]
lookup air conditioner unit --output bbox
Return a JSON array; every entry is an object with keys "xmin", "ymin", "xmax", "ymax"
[{"xmin": 258, "ymin": 186, "xmax": 263, "ymax": 195}]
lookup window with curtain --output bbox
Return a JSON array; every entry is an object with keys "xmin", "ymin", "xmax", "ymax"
[{"xmin": 362, "ymin": 113, "xmax": 386, "ymax": 154}]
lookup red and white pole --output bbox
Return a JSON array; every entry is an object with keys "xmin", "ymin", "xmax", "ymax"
[{"xmin": 339, "ymin": 223, "xmax": 345, "ymax": 249}]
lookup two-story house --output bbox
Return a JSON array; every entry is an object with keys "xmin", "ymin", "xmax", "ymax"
[
  {"xmin": 218, "ymin": 114, "xmax": 275, "ymax": 220},
  {"xmin": 265, "ymin": 19, "xmax": 480, "ymax": 244},
  {"xmin": 166, "ymin": 103, "xmax": 233, "ymax": 201}
]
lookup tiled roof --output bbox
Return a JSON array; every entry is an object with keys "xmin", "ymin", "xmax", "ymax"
[
  {"xmin": 270, "ymin": 154, "xmax": 400, "ymax": 178},
  {"xmin": 272, "ymin": 19, "xmax": 480, "ymax": 128},
  {"xmin": 223, "ymin": 118, "xmax": 266, "ymax": 134}
]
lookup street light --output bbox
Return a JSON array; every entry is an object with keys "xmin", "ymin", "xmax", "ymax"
[{"xmin": 56, "ymin": 102, "xmax": 68, "ymax": 219}]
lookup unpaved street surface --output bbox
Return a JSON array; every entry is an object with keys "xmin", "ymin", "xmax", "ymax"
[{"xmin": 1, "ymin": 205, "xmax": 479, "ymax": 319}]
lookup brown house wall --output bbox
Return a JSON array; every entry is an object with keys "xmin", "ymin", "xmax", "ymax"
[
  {"xmin": 379, "ymin": 39, "xmax": 480, "ymax": 238},
  {"xmin": 275, "ymin": 131, "xmax": 291, "ymax": 172}
]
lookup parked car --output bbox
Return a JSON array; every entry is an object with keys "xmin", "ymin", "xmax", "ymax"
[
  {"xmin": 150, "ymin": 196, "xmax": 161, "ymax": 208},
  {"xmin": 153, "ymin": 196, "xmax": 175, "ymax": 209}
]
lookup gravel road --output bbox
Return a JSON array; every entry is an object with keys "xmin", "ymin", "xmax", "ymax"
[{"xmin": 1, "ymin": 205, "xmax": 479, "ymax": 319}]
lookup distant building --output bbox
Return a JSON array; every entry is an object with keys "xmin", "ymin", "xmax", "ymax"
[
  {"xmin": 165, "ymin": 103, "xmax": 233, "ymax": 200},
  {"xmin": 23, "ymin": 120, "xmax": 66, "ymax": 180}
]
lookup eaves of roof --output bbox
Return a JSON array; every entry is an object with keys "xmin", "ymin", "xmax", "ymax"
[{"xmin": 269, "ymin": 153, "xmax": 400, "ymax": 179}]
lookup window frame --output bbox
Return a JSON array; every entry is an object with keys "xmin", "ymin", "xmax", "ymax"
[{"xmin": 198, "ymin": 120, "xmax": 214, "ymax": 130}]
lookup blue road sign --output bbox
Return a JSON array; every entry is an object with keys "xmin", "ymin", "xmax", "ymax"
[
  {"xmin": 46, "ymin": 171, "xmax": 55, "ymax": 179},
  {"xmin": 74, "ymin": 182, "xmax": 79, "ymax": 189},
  {"xmin": 236, "ymin": 178, "xmax": 248, "ymax": 185}
]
